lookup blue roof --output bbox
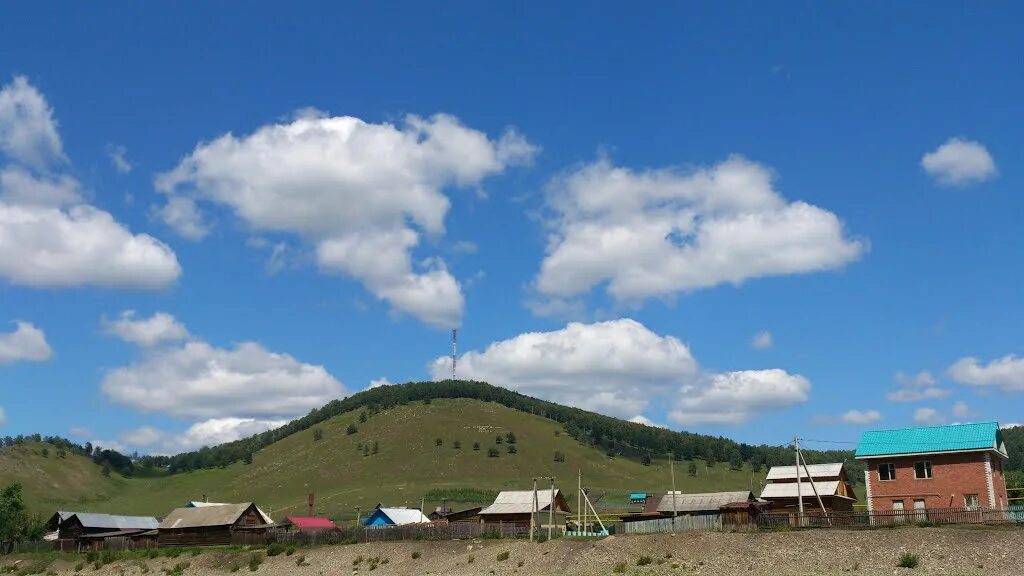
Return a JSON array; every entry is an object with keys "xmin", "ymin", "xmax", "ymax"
[
  {"xmin": 855, "ymin": 422, "xmax": 1005, "ymax": 458},
  {"xmin": 629, "ymin": 493, "xmax": 648, "ymax": 499}
]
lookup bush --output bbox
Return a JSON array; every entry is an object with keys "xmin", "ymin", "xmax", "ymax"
[
  {"xmin": 473, "ymin": 442, "xmax": 481, "ymax": 451},
  {"xmin": 897, "ymin": 552, "xmax": 920, "ymax": 569},
  {"xmin": 467, "ymin": 556, "xmax": 474, "ymax": 564},
  {"xmin": 248, "ymin": 554, "xmax": 262, "ymax": 572},
  {"xmin": 230, "ymin": 566, "xmax": 240, "ymax": 573},
  {"xmin": 637, "ymin": 556, "xmax": 653, "ymax": 566},
  {"xmin": 487, "ymin": 447, "xmax": 500, "ymax": 458},
  {"xmin": 553, "ymin": 451, "xmax": 565, "ymax": 462},
  {"xmin": 435, "ymin": 438, "xmax": 443, "ymax": 447},
  {"xmin": 411, "ymin": 552, "xmax": 421, "ymax": 560},
  {"xmin": 346, "ymin": 423, "xmax": 358, "ymax": 435},
  {"xmin": 312, "ymin": 428, "xmax": 323, "ymax": 441},
  {"xmin": 507, "ymin": 445, "xmax": 517, "ymax": 454},
  {"xmin": 85, "ymin": 552, "xmax": 98, "ymax": 564},
  {"xmin": 74, "ymin": 565, "xmax": 84, "ymax": 573},
  {"xmin": 495, "ymin": 435, "xmax": 503, "ymax": 444},
  {"xmin": 496, "ymin": 551, "xmax": 510, "ymax": 562},
  {"xmin": 294, "ymin": 555, "xmax": 306, "ymax": 567},
  {"xmin": 353, "ymin": 556, "xmax": 364, "ymax": 566},
  {"xmin": 453, "ymin": 440, "xmax": 461, "ymax": 449},
  {"xmin": 613, "ymin": 562, "xmax": 626, "ymax": 573},
  {"xmin": 286, "ymin": 546, "xmax": 296, "ymax": 556},
  {"xmin": 266, "ymin": 543, "xmax": 286, "ymax": 557}
]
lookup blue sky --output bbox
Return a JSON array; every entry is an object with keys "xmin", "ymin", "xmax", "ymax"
[{"xmin": 1, "ymin": 2, "xmax": 1022, "ymax": 454}]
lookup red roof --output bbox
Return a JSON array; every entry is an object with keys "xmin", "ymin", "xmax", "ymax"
[{"xmin": 285, "ymin": 516, "xmax": 336, "ymax": 529}]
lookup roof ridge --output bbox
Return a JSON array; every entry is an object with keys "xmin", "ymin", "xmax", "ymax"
[{"xmin": 862, "ymin": 421, "xmax": 999, "ymax": 434}]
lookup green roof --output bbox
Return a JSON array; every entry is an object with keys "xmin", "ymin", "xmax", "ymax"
[{"xmin": 855, "ymin": 422, "xmax": 1005, "ymax": 458}]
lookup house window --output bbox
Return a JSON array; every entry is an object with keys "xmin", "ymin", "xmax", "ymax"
[
  {"xmin": 878, "ymin": 463, "xmax": 896, "ymax": 481},
  {"xmin": 964, "ymin": 494, "xmax": 980, "ymax": 510},
  {"xmin": 914, "ymin": 461, "xmax": 932, "ymax": 479}
]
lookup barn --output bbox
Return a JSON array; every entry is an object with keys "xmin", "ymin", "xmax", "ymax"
[
  {"xmin": 478, "ymin": 490, "xmax": 571, "ymax": 528},
  {"xmin": 362, "ymin": 506, "xmax": 431, "ymax": 527},
  {"xmin": 158, "ymin": 502, "xmax": 272, "ymax": 547}
]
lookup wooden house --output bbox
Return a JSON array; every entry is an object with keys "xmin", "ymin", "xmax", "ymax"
[
  {"xmin": 184, "ymin": 501, "xmax": 274, "ymax": 524},
  {"xmin": 620, "ymin": 491, "xmax": 754, "ymax": 523},
  {"xmin": 46, "ymin": 512, "xmax": 159, "ymax": 544},
  {"xmin": 158, "ymin": 502, "xmax": 271, "ymax": 547},
  {"xmin": 362, "ymin": 506, "xmax": 431, "ymax": 527},
  {"xmin": 478, "ymin": 490, "xmax": 571, "ymax": 527},
  {"xmin": 760, "ymin": 463, "xmax": 857, "ymax": 512},
  {"xmin": 427, "ymin": 506, "xmax": 482, "ymax": 524}
]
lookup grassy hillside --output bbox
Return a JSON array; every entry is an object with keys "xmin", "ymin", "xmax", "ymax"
[
  {"xmin": 3, "ymin": 399, "xmax": 770, "ymax": 521},
  {"xmin": 0, "ymin": 442, "xmax": 124, "ymax": 516}
]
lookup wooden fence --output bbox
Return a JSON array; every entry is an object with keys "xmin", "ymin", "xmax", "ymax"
[
  {"xmin": 363, "ymin": 522, "xmax": 531, "ymax": 542},
  {"xmin": 758, "ymin": 506, "xmax": 1024, "ymax": 529},
  {"xmin": 620, "ymin": 514, "xmax": 722, "ymax": 534}
]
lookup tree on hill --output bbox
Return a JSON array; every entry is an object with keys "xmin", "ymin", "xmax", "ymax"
[
  {"xmin": 0, "ymin": 483, "xmax": 44, "ymax": 545},
  {"xmin": 359, "ymin": 411, "xmax": 368, "ymax": 423},
  {"xmin": 243, "ymin": 452, "xmax": 253, "ymax": 465},
  {"xmin": 553, "ymin": 451, "xmax": 565, "ymax": 463},
  {"xmin": 473, "ymin": 442, "xmax": 480, "ymax": 451},
  {"xmin": 313, "ymin": 428, "xmax": 324, "ymax": 441},
  {"xmin": 435, "ymin": 438, "xmax": 443, "ymax": 447},
  {"xmin": 505, "ymin": 431, "xmax": 517, "ymax": 444},
  {"xmin": 487, "ymin": 447, "xmax": 500, "ymax": 458},
  {"xmin": 729, "ymin": 450, "xmax": 743, "ymax": 471},
  {"xmin": 453, "ymin": 440, "xmax": 462, "ymax": 449},
  {"xmin": 507, "ymin": 445, "xmax": 517, "ymax": 454},
  {"xmin": 495, "ymin": 435, "xmax": 503, "ymax": 445},
  {"xmin": 641, "ymin": 453, "xmax": 651, "ymax": 466},
  {"xmin": 346, "ymin": 423, "xmax": 358, "ymax": 435},
  {"xmin": 688, "ymin": 461, "xmax": 698, "ymax": 477},
  {"xmin": 41, "ymin": 448, "xmax": 49, "ymax": 458}
]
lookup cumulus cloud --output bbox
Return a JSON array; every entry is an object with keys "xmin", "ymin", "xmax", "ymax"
[
  {"xmin": 157, "ymin": 112, "xmax": 536, "ymax": 328},
  {"xmin": 921, "ymin": 138, "xmax": 996, "ymax": 186},
  {"xmin": 534, "ymin": 156, "xmax": 863, "ymax": 305},
  {"xmin": 913, "ymin": 407, "xmax": 946, "ymax": 425},
  {"xmin": 670, "ymin": 369, "xmax": 811, "ymax": 426},
  {"xmin": 0, "ymin": 321, "xmax": 53, "ymax": 364},
  {"xmin": 886, "ymin": 370, "xmax": 951, "ymax": 402},
  {"xmin": 103, "ymin": 311, "xmax": 189, "ymax": 347},
  {"xmin": 752, "ymin": 330, "xmax": 773, "ymax": 350},
  {"xmin": 118, "ymin": 418, "xmax": 286, "ymax": 454},
  {"xmin": 841, "ymin": 409, "xmax": 882, "ymax": 424},
  {"xmin": 430, "ymin": 319, "xmax": 698, "ymax": 418},
  {"xmin": 948, "ymin": 355, "xmax": 1024, "ymax": 393},
  {"xmin": 101, "ymin": 312, "xmax": 345, "ymax": 420},
  {"xmin": 155, "ymin": 196, "xmax": 209, "ymax": 241},
  {"xmin": 107, "ymin": 144, "xmax": 132, "ymax": 173},
  {"xmin": 368, "ymin": 377, "xmax": 393, "ymax": 390},
  {"xmin": 0, "ymin": 77, "xmax": 180, "ymax": 290},
  {"xmin": 629, "ymin": 415, "xmax": 667, "ymax": 428}
]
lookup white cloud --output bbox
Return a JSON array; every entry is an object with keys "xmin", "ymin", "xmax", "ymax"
[
  {"xmin": 368, "ymin": 377, "xmax": 393, "ymax": 390},
  {"xmin": 157, "ymin": 112, "xmax": 536, "ymax": 328},
  {"xmin": 0, "ymin": 76, "xmax": 65, "ymax": 168},
  {"xmin": 0, "ymin": 321, "xmax": 53, "ymax": 364},
  {"xmin": 102, "ymin": 313, "xmax": 345, "ymax": 419},
  {"xmin": 0, "ymin": 77, "xmax": 181, "ymax": 290},
  {"xmin": 629, "ymin": 415, "xmax": 667, "ymax": 429},
  {"xmin": 952, "ymin": 401, "xmax": 970, "ymax": 419},
  {"xmin": 103, "ymin": 311, "xmax": 189, "ymax": 347},
  {"xmin": 752, "ymin": 330, "xmax": 773, "ymax": 350},
  {"xmin": 107, "ymin": 144, "xmax": 132, "ymax": 173},
  {"xmin": 451, "ymin": 240, "xmax": 479, "ymax": 255},
  {"xmin": 0, "ymin": 406, "xmax": 6, "ymax": 427},
  {"xmin": 430, "ymin": 319, "xmax": 698, "ymax": 418},
  {"xmin": 1002, "ymin": 423, "xmax": 1022, "ymax": 429},
  {"xmin": 118, "ymin": 418, "xmax": 286, "ymax": 454},
  {"xmin": 913, "ymin": 407, "xmax": 946, "ymax": 425},
  {"xmin": 948, "ymin": 355, "xmax": 1024, "ymax": 393},
  {"xmin": 886, "ymin": 370, "xmax": 951, "ymax": 402},
  {"xmin": 841, "ymin": 409, "xmax": 882, "ymax": 424},
  {"xmin": 669, "ymin": 369, "xmax": 811, "ymax": 426},
  {"xmin": 155, "ymin": 196, "xmax": 209, "ymax": 241},
  {"xmin": 534, "ymin": 156, "xmax": 863, "ymax": 305},
  {"xmin": 921, "ymin": 138, "xmax": 996, "ymax": 186}
]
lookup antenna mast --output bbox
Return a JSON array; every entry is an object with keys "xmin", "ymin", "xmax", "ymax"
[{"xmin": 451, "ymin": 328, "xmax": 457, "ymax": 380}]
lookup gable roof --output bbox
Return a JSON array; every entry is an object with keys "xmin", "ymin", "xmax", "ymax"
[
  {"xmin": 368, "ymin": 507, "xmax": 430, "ymax": 525},
  {"xmin": 184, "ymin": 501, "xmax": 274, "ymax": 524},
  {"xmin": 61, "ymin": 512, "xmax": 158, "ymax": 530},
  {"xmin": 855, "ymin": 422, "xmax": 1007, "ymax": 459},
  {"xmin": 285, "ymin": 516, "xmax": 336, "ymax": 529},
  {"xmin": 159, "ymin": 503, "xmax": 265, "ymax": 529},
  {"xmin": 655, "ymin": 491, "xmax": 753, "ymax": 513},
  {"xmin": 479, "ymin": 490, "xmax": 570, "ymax": 515},
  {"xmin": 760, "ymin": 481, "xmax": 854, "ymax": 500},
  {"xmin": 765, "ymin": 463, "xmax": 844, "ymax": 481}
]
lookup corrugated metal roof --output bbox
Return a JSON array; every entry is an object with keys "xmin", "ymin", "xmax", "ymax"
[
  {"xmin": 285, "ymin": 516, "xmax": 336, "ymax": 529},
  {"xmin": 72, "ymin": 513, "xmax": 159, "ymax": 530},
  {"xmin": 159, "ymin": 503, "xmax": 263, "ymax": 529},
  {"xmin": 855, "ymin": 422, "xmax": 1005, "ymax": 458},
  {"xmin": 765, "ymin": 463, "xmax": 844, "ymax": 481},
  {"xmin": 479, "ymin": 490, "xmax": 564, "ymax": 515},
  {"xmin": 655, "ymin": 491, "xmax": 753, "ymax": 513},
  {"xmin": 759, "ymin": 481, "xmax": 852, "ymax": 499},
  {"xmin": 377, "ymin": 508, "xmax": 430, "ymax": 525}
]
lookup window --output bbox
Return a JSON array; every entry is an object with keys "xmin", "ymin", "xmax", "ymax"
[
  {"xmin": 964, "ymin": 494, "xmax": 980, "ymax": 510},
  {"xmin": 913, "ymin": 499, "xmax": 926, "ymax": 510},
  {"xmin": 914, "ymin": 461, "xmax": 932, "ymax": 479},
  {"xmin": 878, "ymin": 463, "xmax": 896, "ymax": 481}
]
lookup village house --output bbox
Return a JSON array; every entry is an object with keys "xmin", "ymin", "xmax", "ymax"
[
  {"xmin": 280, "ymin": 516, "xmax": 337, "ymax": 533},
  {"xmin": 362, "ymin": 505, "xmax": 431, "ymax": 527},
  {"xmin": 46, "ymin": 512, "xmax": 159, "ymax": 550},
  {"xmin": 427, "ymin": 505, "xmax": 482, "ymax": 524},
  {"xmin": 620, "ymin": 491, "xmax": 755, "ymax": 523},
  {"xmin": 760, "ymin": 463, "xmax": 857, "ymax": 512},
  {"xmin": 477, "ymin": 489, "xmax": 571, "ymax": 528},
  {"xmin": 855, "ymin": 421, "xmax": 1010, "ymax": 513},
  {"xmin": 158, "ymin": 502, "xmax": 271, "ymax": 547},
  {"xmin": 184, "ymin": 500, "xmax": 274, "ymax": 524}
]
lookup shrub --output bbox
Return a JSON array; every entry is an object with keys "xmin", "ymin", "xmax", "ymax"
[
  {"xmin": 353, "ymin": 556, "xmax": 364, "ymax": 566},
  {"xmin": 495, "ymin": 435, "xmax": 503, "ymax": 444},
  {"xmin": 435, "ymin": 438, "xmax": 443, "ymax": 447},
  {"xmin": 553, "ymin": 451, "xmax": 565, "ymax": 462},
  {"xmin": 505, "ymin": 432, "xmax": 516, "ymax": 444},
  {"xmin": 613, "ymin": 562, "xmax": 626, "ymax": 573},
  {"xmin": 92, "ymin": 563, "xmax": 101, "ymax": 572},
  {"xmin": 507, "ymin": 445, "xmax": 517, "ymax": 454},
  {"xmin": 230, "ymin": 566, "xmax": 240, "ymax": 573},
  {"xmin": 248, "ymin": 554, "xmax": 262, "ymax": 572},
  {"xmin": 473, "ymin": 442, "xmax": 481, "ymax": 450},
  {"xmin": 74, "ymin": 564, "xmax": 84, "ymax": 573},
  {"xmin": 637, "ymin": 556, "xmax": 653, "ymax": 566},
  {"xmin": 453, "ymin": 440, "xmax": 462, "ymax": 449},
  {"xmin": 411, "ymin": 552, "xmax": 421, "ymax": 560},
  {"xmin": 897, "ymin": 552, "xmax": 920, "ymax": 569},
  {"xmin": 496, "ymin": 551, "xmax": 510, "ymax": 562},
  {"xmin": 487, "ymin": 447, "xmax": 500, "ymax": 457},
  {"xmin": 359, "ymin": 411, "xmax": 367, "ymax": 423},
  {"xmin": 85, "ymin": 552, "xmax": 98, "ymax": 564},
  {"xmin": 346, "ymin": 423, "xmax": 358, "ymax": 435},
  {"xmin": 266, "ymin": 543, "xmax": 286, "ymax": 557},
  {"xmin": 467, "ymin": 556, "xmax": 474, "ymax": 564},
  {"xmin": 285, "ymin": 546, "xmax": 296, "ymax": 556},
  {"xmin": 294, "ymin": 555, "xmax": 307, "ymax": 567},
  {"xmin": 312, "ymin": 428, "xmax": 323, "ymax": 441}
]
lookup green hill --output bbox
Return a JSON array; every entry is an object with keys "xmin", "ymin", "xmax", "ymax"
[{"xmin": 2, "ymin": 398, "xmax": 770, "ymax": 521}]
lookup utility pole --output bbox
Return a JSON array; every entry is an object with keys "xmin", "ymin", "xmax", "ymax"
[
  {"xmin": 670, "ymin": 452, "xmax": 678, "ymax": 530},
  {"xmin": 795, "ymin": 436, "xmax": 804, "ymax": 526},
  {"xmin": 530, "ymin": 477, "xmax": 538, "ymax": 543},
  {"xmin": 548, "ymin": 477, "xmax": 555, "ymax": 541},
  {"xmin": 577, "ymin": 469, "xmax": 582, "ymax": 534},
  {"xmin": 355, "ymin": 506, "xmax": 361, "ymax": 528}
]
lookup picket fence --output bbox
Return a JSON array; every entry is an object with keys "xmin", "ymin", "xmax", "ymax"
[
  {"xmin": 758, "ymin": 506, "xmax": 1024, "ymax": 529},
  {"xmin": 363, "ymin": 522, "xmax": 531, "ymax": 542},
  {"xmin": 620, "ymin": 514, "xmax": 722, "ymax": 534}
]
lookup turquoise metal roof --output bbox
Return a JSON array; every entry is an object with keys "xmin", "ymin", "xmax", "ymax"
[
  {"xmin": 855, "ymin": 422, "xmax": 1004, "ymax": 458},
  {"xmin": 629, "ymin": 493, "xmax": 647, "ymax": 500}
]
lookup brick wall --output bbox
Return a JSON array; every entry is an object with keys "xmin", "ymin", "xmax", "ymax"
[
  {"xmin": 863, "ymin": 451, "xmax": 1009, "ymax": 511},
  {"xmin": 990, "ymin": 453, "xmax": 1010, "ymax": 508}
]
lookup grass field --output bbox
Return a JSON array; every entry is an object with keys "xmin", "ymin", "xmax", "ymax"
[{"xmin": 2, "ymin": 399, "xmax": 779, "ymax": 521}]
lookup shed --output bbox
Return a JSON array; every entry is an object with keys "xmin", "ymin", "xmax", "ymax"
[
  {"xmin": 281, "ymin": 516, "xmax": 337, "ymax": 533},
  {"xmin": 478, "ymin": 490, "xmax": 571, "ymax": 527},
  {"xmin": 362, "ymin": 506, "xmax": 431, "ymax": 527},
  {"xmin": 158, "ymin": 502, "xmax": 271, "ymax": 547},
  {"xmin": 655, "ymin": 491, "xmax": 755, "ymax": 516},
  {"xmin": 719, "ymin": 500, "xmax": 773, "ymax": 530},
  {"xmin": 427, "ymin": 506, "xmax": 482, "ymax": 524}
]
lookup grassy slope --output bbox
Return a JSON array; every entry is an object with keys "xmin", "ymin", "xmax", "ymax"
[
  {"xmin": 0, "ymin": 443, "xmax": 124, "ymax": 516},
  {"xmin": 4, "ymin": 399, "xmax": 769, "ymax": 521}
]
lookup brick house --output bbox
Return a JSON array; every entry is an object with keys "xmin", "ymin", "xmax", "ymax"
[{"xmin": 855, "ymin": 422, "xmax": 1010, "ymax": 513}]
